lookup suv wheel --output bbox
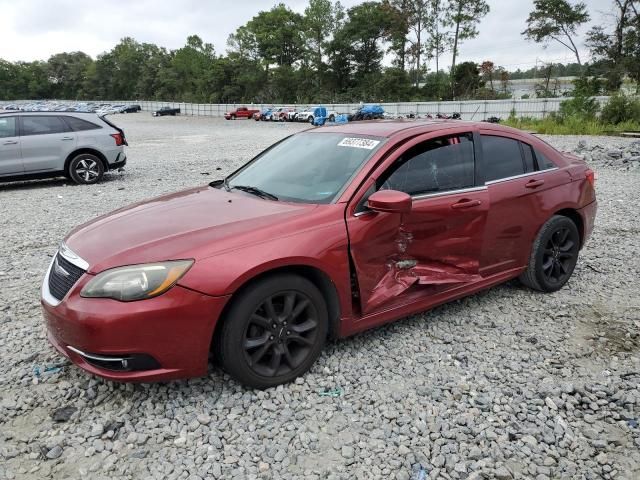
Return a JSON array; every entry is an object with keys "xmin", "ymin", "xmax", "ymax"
[
  {"xmin": 308, "ymin": 116, "xmax": 314, "ymax": 124},
  {"xmin": 68, "ymin": 154, "xmax": 104, "ymax": 185},
  {"xmin": 218, "ymin": 274, "xmax": 328, "ymax": 389},
  {"xmin": 519, "ymin": 215, "xmax": 580, "ymax": 292}
]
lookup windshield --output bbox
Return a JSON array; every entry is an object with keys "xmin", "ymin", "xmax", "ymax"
[{"xmin": 227, "ymin": 132, "xmax": 384, "ymax": 203}]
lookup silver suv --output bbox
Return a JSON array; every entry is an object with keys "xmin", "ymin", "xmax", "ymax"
[{"xmin": 0, "ymin": 112, "xmax": 127, "ymax": 184}]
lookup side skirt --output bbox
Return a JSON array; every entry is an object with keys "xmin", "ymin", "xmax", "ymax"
[{"xmin": 338, "ymin": 266, "xmax": 525, "ymax": 337}]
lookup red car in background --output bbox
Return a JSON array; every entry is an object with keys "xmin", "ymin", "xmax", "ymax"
[
  {"xmin": 42, "ymin": 121, "xmax": 597, "ymax": 388},
  {"xmin": 224, "ymin": 107, "xmax": 260, "ymax": 120}
]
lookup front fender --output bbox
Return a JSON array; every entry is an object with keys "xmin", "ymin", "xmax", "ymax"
[{"xmin": 177, "ymin": 220, "xmax": 353, "ymax": 318}]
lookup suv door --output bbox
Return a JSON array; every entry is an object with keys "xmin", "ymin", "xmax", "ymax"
[
  {"xmin": 19, "ymin": 115, "xmax": 77, "ymax": 173},
  {"xmin": 346, "ymin": 131, "xmax": 489, "ymax": 315},
  {"xmin": 0, "ymin": 116, "xmax": 22, "ymax": 176},
  {"xmin": 478, "ymin": 132, "xmax": 564, "ymax": 276}
]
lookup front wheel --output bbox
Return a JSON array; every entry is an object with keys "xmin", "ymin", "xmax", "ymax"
[
  {"xmin": 308, "ymin": 116, "xmax": 314, "ymax": 124},
  {"xmin": 519, "ymin": 215, "xmax": 580, "ymax": 292},
  {"xmin": 68, "ymin": 154, "xmax": 104, "ymax": 185},
  {"xmin": 218, "ymin": 274, "xmax": 328, "ymax": 389}
]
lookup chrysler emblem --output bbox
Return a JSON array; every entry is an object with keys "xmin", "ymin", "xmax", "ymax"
[{"xmin": 53, "ymin": 258, "xmax": 70, "ymax": 277}]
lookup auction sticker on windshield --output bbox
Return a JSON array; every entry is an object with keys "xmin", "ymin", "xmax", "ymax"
[{"xmin": 338, "ymin": 137, "xmax": 380, "ymax": 150}]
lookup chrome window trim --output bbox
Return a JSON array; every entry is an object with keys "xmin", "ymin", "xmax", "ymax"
[
  {"xmin": 412, "ymin": 185, "xmax": 487, "ymax": 201},
  {"xmin": 485, "ymin": 167, "xmax": 558, "ymax": 185},
  {"xmin": 352, "ymin": 185, "xmax": 488, "ymax": 217}
]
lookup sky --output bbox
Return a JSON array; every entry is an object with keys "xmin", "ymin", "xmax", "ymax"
[{"xmin": 0, "ymin": 0, "xmax": 615, "ymax": 71}]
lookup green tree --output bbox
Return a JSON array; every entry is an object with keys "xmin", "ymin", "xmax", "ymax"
[
  {"xmin": 587, "ymin": 0, "xmax": 639, "ymax": 91},
  {"xmin": 452, "ymin": 61, "xmax": 483, "ymax": 98},
  {"xmin": 445, "ymin": 0, "xmax": 489, "ymax": 92},
  {"xmin": 47, "ymin": 52, "xmax": 93, "ymax": 99},
  {"xmin": 236, "ymin": 4, "xmax": 306, "ymax": 69},
  {"xmin": 523, "ymin": 0, "xmax": 590, "ymax": 65}
]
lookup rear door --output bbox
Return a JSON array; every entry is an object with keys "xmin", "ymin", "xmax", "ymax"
[
  {"xmin": 347, "ymin": 130, "xmax": 489, "ymax": 314},
  {"xmin": 19, "ymin": 115, "xmax": 77, "ymax": 173},
  {"xmin": 0, "ymin": 116, "xmax": 22, "ymax": 176},
  {"xmin": 478, "ymin": 132, "xmax": 565, "ymax": 276}
]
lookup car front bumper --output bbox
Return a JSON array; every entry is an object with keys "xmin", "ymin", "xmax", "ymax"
[{"xmin": 42, "ymin": 271, "xmax": 230, "ymax": 382}]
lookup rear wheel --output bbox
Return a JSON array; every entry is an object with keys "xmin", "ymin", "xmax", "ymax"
[
  {"xmin": 218, "ymin": 274, "xmax": 328, "ymax": 388},
  {"xmin": 519, "ymin": 215, "xmax": 580, "ymax": 292},
  {"xmin": 68, "ymin": 153, "xmax": 104, "ymax": 185}
]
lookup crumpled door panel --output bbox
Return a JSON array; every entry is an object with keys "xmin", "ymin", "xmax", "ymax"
[
  {"xmin": 362, "ymin": 225, "xmax": 483, "ymax": 313},
  {"xmin": 348, "ymin": 189, "xmax": 489, "ymax": 315}
]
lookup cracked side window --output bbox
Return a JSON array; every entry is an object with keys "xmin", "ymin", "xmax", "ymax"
[{"xmin": 378, "ymin": 133, "xmax": 475, "ymax": 196}]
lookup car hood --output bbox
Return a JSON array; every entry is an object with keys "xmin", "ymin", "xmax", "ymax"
[{"xmin": 65, "ymin": 186, "xmax": 317, "ymax": 273}]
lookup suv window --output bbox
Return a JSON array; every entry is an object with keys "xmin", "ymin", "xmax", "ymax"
[
  {"xmin": 482, "ymin": 135, "xmax": 524, "ymax": 182},
  {"xmin": 64, "ymin": 116, "xmax": 100, "ymax": 131},
  {"xmin": 0, "ymin": 117, "xmax": 16, "ymax": 138},
  {"xmin": 21, "ymin": 116, "xmax": 69, "ymax": 136},
  {"xmin": 379, "ymin": 133, "xmax": 475, "ymax": 195}
]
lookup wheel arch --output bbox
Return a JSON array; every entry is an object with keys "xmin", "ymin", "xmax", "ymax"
[
  {"xmin": 554, "ymin": 208, "xmax": 584, "ymax": 248},
  {"xmin": 64, "ymin": 148, "xmax": 109, "ymax": 175},
  {"xmin": 211, "ymin": 264, "xmax": 342, "ymax": 355}
]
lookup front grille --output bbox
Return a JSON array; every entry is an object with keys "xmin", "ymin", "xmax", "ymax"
[{"xmin": 48, "ymin": 253, "xmax": 86, "ymax": 301}]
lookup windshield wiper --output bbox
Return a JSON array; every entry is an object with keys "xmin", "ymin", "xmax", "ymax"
[{"xmin": 231, "ymin": 185, "xmax": 278, "ymax": 201}]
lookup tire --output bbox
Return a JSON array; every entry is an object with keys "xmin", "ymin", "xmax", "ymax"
[
  {"xmin": 308, "ymin": 116, "xmax": 314, "ymax": 124},
  {"xmin": 68, "ymin": 153, "xmax": 104, "ymax": 185},
  {"xmin": 519, "ymin": 215, "xmax": 580, "ymax": 292},
  {"xmin": 329, "ymin": 114, "xmax": 335, "ymax": 122},
  {"xmin": 231, "ymin": 115, "xmax": 236, "ymax": 120},
  {"xmin": 218, "ymin": 274, "xmax": 328, "ymax": 389}
]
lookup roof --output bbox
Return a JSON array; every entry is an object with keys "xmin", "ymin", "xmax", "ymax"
[{"xmin": 311, "ymin": 119, "xmax": 518, "ymax": 138}]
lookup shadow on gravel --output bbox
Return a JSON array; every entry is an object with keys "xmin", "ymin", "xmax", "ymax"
[{"xmin": 0, "ymin": 174, "xmax": 125, "ymax": 192}]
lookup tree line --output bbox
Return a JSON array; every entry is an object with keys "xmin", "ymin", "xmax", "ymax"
[{"xmin": 0, "ymin": 0, "xmax": 638, "ymax": 103}]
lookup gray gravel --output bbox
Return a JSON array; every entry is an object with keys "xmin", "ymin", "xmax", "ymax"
[{"xmin": 1, "ymin": 115, "xmax": 639, "ymax": 480}]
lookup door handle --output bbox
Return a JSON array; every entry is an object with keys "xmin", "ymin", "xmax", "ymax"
[
  {"xmin": 61, "ymin": 136, "xmax": 74, "ymax": 141},
  {"xmin": 451, "ymin": 199, "xmax": 482, "ymax": 209},
  {"xmin": 3, "ymin": 140, "xmax": 18, "ymax": 145},
  {"xmin": 525, "ymin": 179, "xmax": 545, "ymax": 188}
]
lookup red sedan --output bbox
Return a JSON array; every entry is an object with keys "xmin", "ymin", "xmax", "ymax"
[{"xmin": 42, "ymin": 121, "xmax": 597, "ymax": 388}]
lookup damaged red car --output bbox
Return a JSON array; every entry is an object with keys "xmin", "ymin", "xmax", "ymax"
[{"xmin": 42, "ymin": 121, "xmax": 597, "ymax": 388}]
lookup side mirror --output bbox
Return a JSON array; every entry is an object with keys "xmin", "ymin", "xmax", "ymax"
[{"xmin": 367, "ymin": 190, "xmax": 412, "ymax": 214}]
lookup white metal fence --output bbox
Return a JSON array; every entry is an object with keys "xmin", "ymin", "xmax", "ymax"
[{"xmin": 11, "ymin": 96, "xmax": 612, "ymax": 120}]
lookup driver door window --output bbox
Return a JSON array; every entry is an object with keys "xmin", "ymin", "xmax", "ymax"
[{"xmin": 379, "ymin": 133, "xmax": 475, "ymax": 196}]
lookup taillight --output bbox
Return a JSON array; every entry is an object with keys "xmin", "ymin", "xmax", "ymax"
[
  {"xmin": 110, "ymin": 133, "xmax": 124, "ymax": 146},
  {"xmin": 585, "ymin": 169, "xmax": 596, "ymax": 188}
]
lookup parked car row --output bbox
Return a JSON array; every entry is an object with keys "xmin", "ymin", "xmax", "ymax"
[
  {"xmin": 1, "ymin": 102, "xmax": 141, "ymax": 116},
  {"xmin": 222, "ymin": 106, "xmax": 342, "ymax": 124}
]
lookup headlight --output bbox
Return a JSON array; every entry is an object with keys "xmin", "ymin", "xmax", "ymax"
[{"xmin": 80, "ymin": 260, "xmax": 193, "ymax": 301}]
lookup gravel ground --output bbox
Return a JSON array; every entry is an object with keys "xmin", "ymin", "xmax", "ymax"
[{"xmin": 1, "ymin": 115, "xmax": 639, "ymax": 480}]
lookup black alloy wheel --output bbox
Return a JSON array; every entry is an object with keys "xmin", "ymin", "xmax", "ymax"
[
  {"xmin": 242, "ymin": 291, "xmax": 319, "ymax": 377},
  {"xmin": 519, "ymin": 215, "xmax": 580, "ymax": 292},
  {"xmin": 541, "ymin": 226, "xmax": 578, "ymax": 285},
  {"xmin": 218, "ymin": 274, "xmax": 328, "ymax": 388}
]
